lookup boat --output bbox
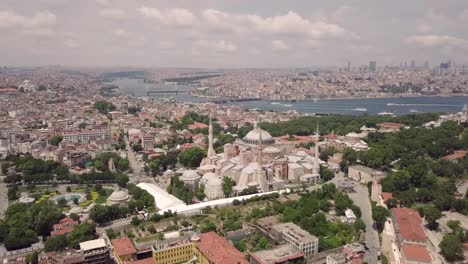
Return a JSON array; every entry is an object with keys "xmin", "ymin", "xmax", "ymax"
[
  {"xmin": 386, "ymin": 103, "xmax": 398, "ymax": 106},
  {"xmin": 378, "ymin": 111, "xmax": 395, "ymax": 116},
  {"xmin": 353, "ymin": 108, "xmax": 367, "ymax": 112},
  {"xmin": 271, "ymin": 102, "xmax": 281, "ymax": 105},
  {"xmin": 283, "ymin": 104, "xmax": 293, "ymax": 107},
  {"xmin": 409, "ymin": 109, "xmax": 420, "ymax": 113}
]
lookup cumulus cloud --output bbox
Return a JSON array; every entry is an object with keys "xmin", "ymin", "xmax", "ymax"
[
  {"xmin": 64, "ymin": 39, "xmax": 80, "ymax": 48},
  {"xmin": 21, "ymin": 28, "xmax": 55, "ymax": 37},
  {"xmin": 138, "ymin": 6, "xmax": 196, "ymax": 27},
  {"xmin": 197, "ymin": 40, "xmax": 237, "ymax": 52},
  {"xmin": 112, "ymin": 28, "xmax": 129, "ymax": 38},
  {"xmin": 0, "ymin": 10, "xmax": 56, "ymax": 29},
  {"xmin": 331, "ymin": 5, "xmax": 353, "ymax": 24},
  {"xmin": 95, "ymin": 0, "xmax": 110, "ymax": 6},
  {"xmin": 99, "ymin": 8, "xmax": 126, "ymax": 19},
  {"xmin": 138, "ymin": 6, "xmax": 357, "ymax": 41},
  {"xmin": 406, "ymin": 34, "xmax": 468, "ymax": 50},
  {"xmin": 271, "ymin": 40, "xmax": 289, "ymax": 51}
]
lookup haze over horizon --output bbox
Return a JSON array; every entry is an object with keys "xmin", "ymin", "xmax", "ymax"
[{"xmin": 1, "ymin": 0, "xmax": 468, "ymax": 68}]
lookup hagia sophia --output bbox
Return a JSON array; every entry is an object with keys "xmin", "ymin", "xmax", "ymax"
[{"xmin": 180, "ymin": 116, "xmax": 322, "ymax": 200}]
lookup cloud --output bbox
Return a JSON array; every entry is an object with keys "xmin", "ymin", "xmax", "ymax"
[
  {"xmin": 197, "ymin": 40, "xmax": 237, "ymax": 52},
  {"xmin": 416, "ymin": 20, "xmax": 432, "ymax": 33},
  {"xmin": 201, "ymin": 9, "xmax": 244, "ymax": 33},
  {"xmin": 64, "ymin": 39, "xmax": 80, "ymax": 48},
  {"xmin": 460, "ymin": 9, "xmax": 468, "ymax": 22},
  {"xmin": 138, "ymin": 6, "xmax": 196, "ymax": 27},
  {"xmin": 95, "ymin": 0, "xmax": 110, "ymax": 6},
  {"xmin": 0, "ymin": 10, "xmax": 56, "ymax": 29},
  {"xmin": 271, "ymin": 40, "xmax": 289, "ymax": 51},
  {"xmin": 112, "ymin": 28, "xmax": 129, "ymax": 38},
  {"xmin": 21, "ymin": 28, "xmax": 55, "ymax": 37},
  {"xmin": 331, "ymin": 5, "xmax": 353, "ymax": 24},
  {"xmin": 138, "ymin": 6, "xmax": 357, "ymax": 41},
  {"xmin": 245, "ymin": 11, "xmax": 357, "ymax": 39},
  {"xmin": 406, "ymin": 34, "xmax": 468, "ymax": 50},
  {"xmin": 99, "ymin": 8, "xmax": 126, "ymax": 19}
]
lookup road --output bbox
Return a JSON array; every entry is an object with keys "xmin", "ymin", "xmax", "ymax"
[
  {"xmin": 125, "ymin": 139, "xmax": 146, "ymax": 183},
  {"xmin": 332, "ymin": 174, "xmax": 380, "ymax": 264},
  {"xmin": 0, "ymin": 177, "xmax": 9, "ymax": 219}
]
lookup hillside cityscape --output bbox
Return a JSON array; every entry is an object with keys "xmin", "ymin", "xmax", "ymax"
[{"xmin": 1, "ymin": 1, "xmax": 468, "ymax": 264}]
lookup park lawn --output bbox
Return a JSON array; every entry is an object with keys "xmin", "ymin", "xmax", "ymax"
[
  {"xmin": 95, "ymin": 188, "xmax": 113, "ymax": 204},
  {"xmin": 79, "ymin": 191, "xmax": 99, "ymax": 207},
  {"xmin": 35, "ymin": 191, "xmax": 58, "ymax": 204}
]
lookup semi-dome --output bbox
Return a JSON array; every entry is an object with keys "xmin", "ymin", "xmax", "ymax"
[
  {"xmin": 206, "ymin": 176, "xmax": 222, "ymax": 188},
  {"xmin": 243, "ymin": 128, "xmax": 275, "ymax": 145},
  {"xmin": 69, "ymin": 207, "xmax": 83, "ymax": 214},
  {"xmin": 201, "ymin": 172, "xmax": 217, "ymax": 182},
  {"xmin": 262, "ymin": 146, "xmax": 282, "ymax": 154},
  {"xmin": 108, "ymin": 190, "xmax": 129, "ymax": 202},
  {"xmin": 181, "ymin": 170, "xmax": 201, "ymax": 181}
]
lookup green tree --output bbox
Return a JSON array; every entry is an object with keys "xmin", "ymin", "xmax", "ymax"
[
  {"xmin": 320, "ymin": 167, "xmax": 334, "ymax": 182},
  {"xmin": 115, "ymin": 173, "xmax": 129, "ymax": 188},
  {"xmin": 94, "ymin": 100, "xmax": 116, "ymax": 114},
  {"xmin": 7, "ymin": 188, "xmax": 17, "ymax": 201},
  {"xmin": 67, "ymin": 223, "xmax": 96, "ymax": 249},
  {"xmin": 222, "ymin": 177, "xmax": 236, "ymax": 197},
  {"xmin": 131, "ymin": 216, "xmax": 141, "ymax": 226},
  {"xmin": 372, "ymin": 205, "xmax": 389, "ymax": 233},
  {"xmin": 49, "ymin": 136, "xmax": 63, "ymax": 146},
  {"xmin": 105, "ymin": 228, "xmax": 117, "ymax": 239},
  {"xmin": 385, "ymin": 198, "xmax": 398, "ymax": 209},
  {"xmin": 423, "ymin": 206, "xmax": 442, "ymax": 230},
  {"xmin": 439, "ymin": 234, "xmax": 464, "ymax": 261},
  {"xmin": 178, "ymin": 147, "xmax": 206, "ymax": 168},
  {"xmin": 446, "ymin": 220, "xmax": 462, "ymax": 232},
  {"xmin": 354, "ymin": 218, "xmax": 366, "ymax": 231},
  {"xmin": 117, "ymin": 159, "xmax": 130, "ymax": 172},
  {"xmin": 44, "ymin": 235, "xmax": 68, "ymax": 252}
]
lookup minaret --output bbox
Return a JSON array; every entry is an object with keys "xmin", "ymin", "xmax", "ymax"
[
  {"xmin": 257, "ymin": 122, "xmax": 263, "ymax": 164},
  {"xmin": 207, "ymin": 113, "xmax": 215, "ymax": 158},
  {"xmin": 256, "ymin": 126, "xmax": 268, "ymax": 191},
  {"xmin": 312, "ymin": 123, "xmax": 320, "ymax": 176}
]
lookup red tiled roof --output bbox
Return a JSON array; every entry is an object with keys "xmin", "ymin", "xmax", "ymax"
[
  {"xmin": 392, "ymin": 208, "xmax": 427, "ymax": 242},
  {"xmin": 112, "ymin": 237, "xmax": 137, "ymax": 257},
  {"xmin": 381, "ymin": 192, "xmax": 393, "ymax": 202},
  {"xmin": 442, "ymin": 150, "xmax": 467, "ymax": 161},
  {"xmin": 378, "ymin": 122, "xmax": 404, "ymax": 129},
  {"xmin": 402, "ymin": 244, "xmax": 432, "ymax": 262},
  {"xmin": 188, "ymin": 122, "xmax": 209, "ymax": 130},
  {"xmin": 51, "ymin": 217, "xmax": 79, "ymax": 236},
  {"xmin": 197, "ymin": 232, "xmax": 248, "ymax": 264}
]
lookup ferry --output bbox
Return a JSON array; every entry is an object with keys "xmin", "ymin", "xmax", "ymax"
[
  {"xmin": 378, "ymin": 111, "xmax": 396, "ymax": 116},
  {"xmin": 353, "ymin": 108, "xmax": 367, "ymax": 112}
]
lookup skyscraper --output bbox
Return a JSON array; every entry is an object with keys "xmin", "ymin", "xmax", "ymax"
[{"xmin": 369, "ymin": 61, "xmax": 377, "ymax": 72}]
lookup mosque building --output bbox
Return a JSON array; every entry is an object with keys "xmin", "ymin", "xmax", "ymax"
[{"xmin": 178, "ymin": 115, "xmax": 323, "ymax": 200}]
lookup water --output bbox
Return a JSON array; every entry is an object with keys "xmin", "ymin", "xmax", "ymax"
[
  {"xmin": 111, "ymin": 78, "xmax": 468, "ymax": 115},
  {"xmin": 55, "ymin": 194, "xmax": 82, "ymax": 202}
]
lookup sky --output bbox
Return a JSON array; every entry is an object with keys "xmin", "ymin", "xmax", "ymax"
[{"xmin": 1, "ymin": 0, "xmax": 468, "ymax": 68}]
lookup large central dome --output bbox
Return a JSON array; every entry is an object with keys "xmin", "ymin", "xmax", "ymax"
[{"xmin": 243, "ymin": 128, "xmax": 275, "ymax": 145}]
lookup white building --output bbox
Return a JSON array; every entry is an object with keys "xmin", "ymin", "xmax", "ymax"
[{"xmin": 271, "ymin": 223, "xmax": 319, "ymax": 257}]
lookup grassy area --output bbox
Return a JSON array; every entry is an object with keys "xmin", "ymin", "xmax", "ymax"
[
  {"xmin": 95, "ymin": 188, "xmax": 113, "ymax": 204},
  {"xmin": 79, "ymin": 191, "xmax": 99, "ymax": 207},
  {"xmin": 135, "ymin": 233, "xmax": 163, "ymax": 243},
  {"xmin": 35, "ymin": 191, "xmax": 58, "ymax": 204}
]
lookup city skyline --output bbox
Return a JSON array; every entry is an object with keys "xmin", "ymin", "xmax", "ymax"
[{"xmin": 1, "ymin": 0, "xmax": 468, "ymax": 68}]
